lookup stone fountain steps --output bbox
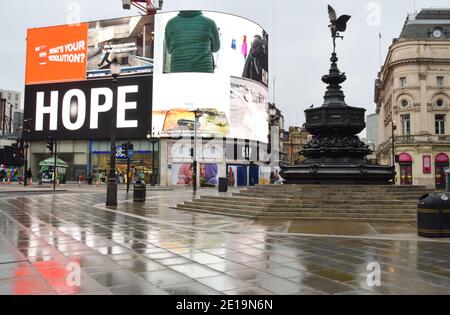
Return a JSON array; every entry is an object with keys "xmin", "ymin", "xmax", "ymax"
[
  {"xmin": 180, "ymin": 200, "xmax": 417, "ymax": 214},
  {"xmin": 199, "ymin": 195, "xmax": 416, "ymax": 206},
  {"xmin": 174, "ymin": 184, "xmax": 428, "ymax": 222},
  {"xmin": 191, "ymin": 197, "xmax": 418, "ymax": 209},
  {"xmin": 176, "ymin": 203, "xmax": 417, "ymax": 222}
]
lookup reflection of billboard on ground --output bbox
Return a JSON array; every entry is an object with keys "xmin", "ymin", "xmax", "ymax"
[
  {"xmin": 25, "ymin": 15, "xmax": 154, "ymax": 85},
  {"xmin": 154, "ymin": 11, "xmax": 268, "ymax": 87}
]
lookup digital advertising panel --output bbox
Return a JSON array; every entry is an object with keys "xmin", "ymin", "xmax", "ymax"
[
  {"xmin": 152, "ymin": 10, "xmax": 269, "ymax": 143},
  {"xmin": 23, "ymin": 75, "xmax": 153, "ymax": 141},
  {"xmin": 86, "ymin": 15, "xmax": 154, "ymax": 78},
  {"xmin": 26, "ymin": 15, "xmax": 155, "ymax": 85},
  {"xmin": 24, "ymin": 15, "xmax": 155, "ymax": 141},
  {"xmin": 154, "ymin": 11, "xmax": 268, "ymax": 86},
  {"xmin": 24, "ymin": 11, "xmax": 269, "ymax": 144}
]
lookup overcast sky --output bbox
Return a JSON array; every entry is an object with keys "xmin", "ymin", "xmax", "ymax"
[{"xmin": 1, "ymin": 0, "xmax": 449, "ymax": 130}]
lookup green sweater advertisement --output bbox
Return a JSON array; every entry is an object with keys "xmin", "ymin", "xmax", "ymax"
[{"xmin": 165, "ymin": 11, "xmax": 221, "ymax": 73}]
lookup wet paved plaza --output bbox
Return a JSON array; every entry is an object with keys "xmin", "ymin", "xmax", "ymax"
[{"xmin": 1, "ymin": 189, "xmax": 450, "ymax": 295}]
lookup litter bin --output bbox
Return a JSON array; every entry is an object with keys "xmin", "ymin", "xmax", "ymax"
[
  {"xmin": 417, "ymin": 193, "xmax": 450, "ymax": 238},
  {"xmin": 218, "ymin": 177, "xmax": 228, "ymax": 193},
  {"xmin": 133, "ymin": 180, "xmax": 146, "ymax": 202},
  {"xmin": 445, "ymin": 168, "xmax": 450, "ymax": 193}
]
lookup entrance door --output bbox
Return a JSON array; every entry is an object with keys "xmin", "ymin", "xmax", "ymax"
[
  {"xmin": 249, "ymin": 165, "xmax": 259, "ymax": 186},
  {"xmin": 398, "ymin": 153, "xmax": 413, "ymax": 185},
  {"xmin": 435, "ymin": 153, "xmax": 449, "ymax": 190},
  {"xmin": 400, "ymin": 164, "xmax": 413, "ymax": 185},
  {"xmin": 236, "ymin": 166, "xmax": 248, "ymax": 186}
]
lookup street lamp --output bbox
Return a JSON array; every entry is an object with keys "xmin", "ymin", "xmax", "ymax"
[
  {"xmin": 146, "ymin": 128, "xmax": 159, "ymax": 186},
  {"xmin": 391, "ymin": 120, "xmax": 397, "ymax": 184},
  {"xmin": 192, "ymin": 109, "xmax": 203, "ymax": 192},
  {"xmin": 268, "ymin": 106, "xmax": 278, "ymax": 167},
  {"xmin": 106, "ymin": 59, "xmax": 122, "ymax": 207}
]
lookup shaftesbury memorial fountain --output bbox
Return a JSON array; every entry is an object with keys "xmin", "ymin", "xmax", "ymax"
[{"xmin": 281, "ymin": 5, "xmax": 394, "ymax": 184}]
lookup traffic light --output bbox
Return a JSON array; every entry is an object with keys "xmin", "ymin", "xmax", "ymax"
[
  {"xmin": 46, "ymin": 136, "xmax": 54, "ymax": 154},
  {"xmin": 23, "ymin": 118, "xmax": 32, "ymax": 134}
]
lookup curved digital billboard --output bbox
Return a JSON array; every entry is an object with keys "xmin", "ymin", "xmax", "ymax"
[
  {"xmin": 152, "ymin": 10, "xmax": 269, "ymax": 143},
  {"xmin": 23, "ymin": 11, "xmax": 269, "ymax": 143}
]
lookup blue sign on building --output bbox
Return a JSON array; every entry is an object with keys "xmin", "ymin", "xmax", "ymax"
[{"xmin": 116, "ymin": 146, "xmax": 133, "ymax": 159}]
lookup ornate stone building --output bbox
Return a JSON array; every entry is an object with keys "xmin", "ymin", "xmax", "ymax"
[
  {"xmin": 375, "ymin": 9, "xmax": 450, "ymax": 188},
  {"xmin": 281, "ymin": 125, "xmax": 309, "ymax": 165}
]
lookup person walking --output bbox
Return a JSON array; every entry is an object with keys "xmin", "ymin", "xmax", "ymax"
[
  {"xmin": 27, "ymin": 168, "xmax": 33, "ymax": 186},
  {"xmin": 38, "ymin": 170, "xmax": 43, "ymax": 186}
]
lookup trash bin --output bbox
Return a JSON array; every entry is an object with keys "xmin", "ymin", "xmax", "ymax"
[
  {"xmin": 218, "ymin": 177, "xmax": 228, "ymax": 193},
  {"xmin": 417, "ymin": 193, "xmax": 450, "ymax": 238},
  {"xmin": 133, "ymin": 180, "xmax": 146, "ymax": 202},
  {"xmin": 445, "ymin": 168, "xmax": 450, "ymax": 193}
]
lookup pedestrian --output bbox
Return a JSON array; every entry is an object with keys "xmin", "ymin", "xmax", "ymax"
[
  {"xmin": 27, "ymin": 168, "xmax": 33, "ymax": 186},
  {"xmin": 270, "ymin": 171, "xmax": 276, "ymax": 184},
  {"xmin": 38, "ymin": 170, "xmax": 43, "ymax": 186}
]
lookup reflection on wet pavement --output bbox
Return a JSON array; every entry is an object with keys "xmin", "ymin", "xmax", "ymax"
[{"xmin": 0, "ymin": 190, "xmax": 450, "ymax": 295}]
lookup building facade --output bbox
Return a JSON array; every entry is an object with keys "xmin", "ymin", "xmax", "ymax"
[
  {"xmin": 375, "ymin": 9, "xmax": 450, "ymax": 188},
  {"xmin": 366, "ymin": 113, "xmax": 379, "ymax": 146},
  {"xmin": 281, "ymin": 125, "xmax": 309, "ymax": 165},
  {"xmin": 27, "ymin": 136, "xmax": 271, "ymax": 186},
  {"xmin": 0, "ymin": 89, "xmax": 22, "ymax": 136}
]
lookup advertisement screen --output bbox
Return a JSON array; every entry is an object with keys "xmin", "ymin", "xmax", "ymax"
[
  {"xmin": 152, "ymin": 11, "xmax": 269, "ymax": 143},
  {"xmin": 25, "ymin": 12, "xmax": 269, "ymax": 144},
  {"xmin": 87, "ymin": 15, "xmax": 154, "ymax": 78},
  {"xmin": 23, "ymin": 75, "xmax": 152, "ymax": 141},
  {"xmin": 26, "ymin": 15, "xmax": 154, "ymax": 85},
  {"xmin": 152, "ymin": 73, "xmax": 268, "ymax": 143},
  {"xmin": 154, "ymin": 11, "xmax": 268, "ymax": 86},
  {"xmin": 170, "ymin": 163, "xmax": 219, "ymax": 187},
  {"xmin": 26, "ymin": 23, "xmax": 89, "ymax": 85}
]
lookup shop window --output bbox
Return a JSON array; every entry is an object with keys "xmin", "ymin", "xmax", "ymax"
[{"xmin": 435, "ymin": 114, "xmax": 446, "ymax": 135}]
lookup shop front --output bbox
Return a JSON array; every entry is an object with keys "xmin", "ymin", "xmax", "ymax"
[
  {"xmin": 399, "ymin": 153, "xmax": 413, "ymax": 185},
  {"xmin": 91, "ymin": 150, "xmax": 157, "ymax": 184},
  {"xmin": 160, "ymin": 137, "xmax": 270, "ymax": 187},
  {"xmin": 435, "ymin": 153, "xmax": 450, "ymax": 190}
]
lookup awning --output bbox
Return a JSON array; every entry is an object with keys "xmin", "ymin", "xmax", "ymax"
[{"xmin": 39, "ymin": 157, "xmax": 69, "ymax": 168}]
